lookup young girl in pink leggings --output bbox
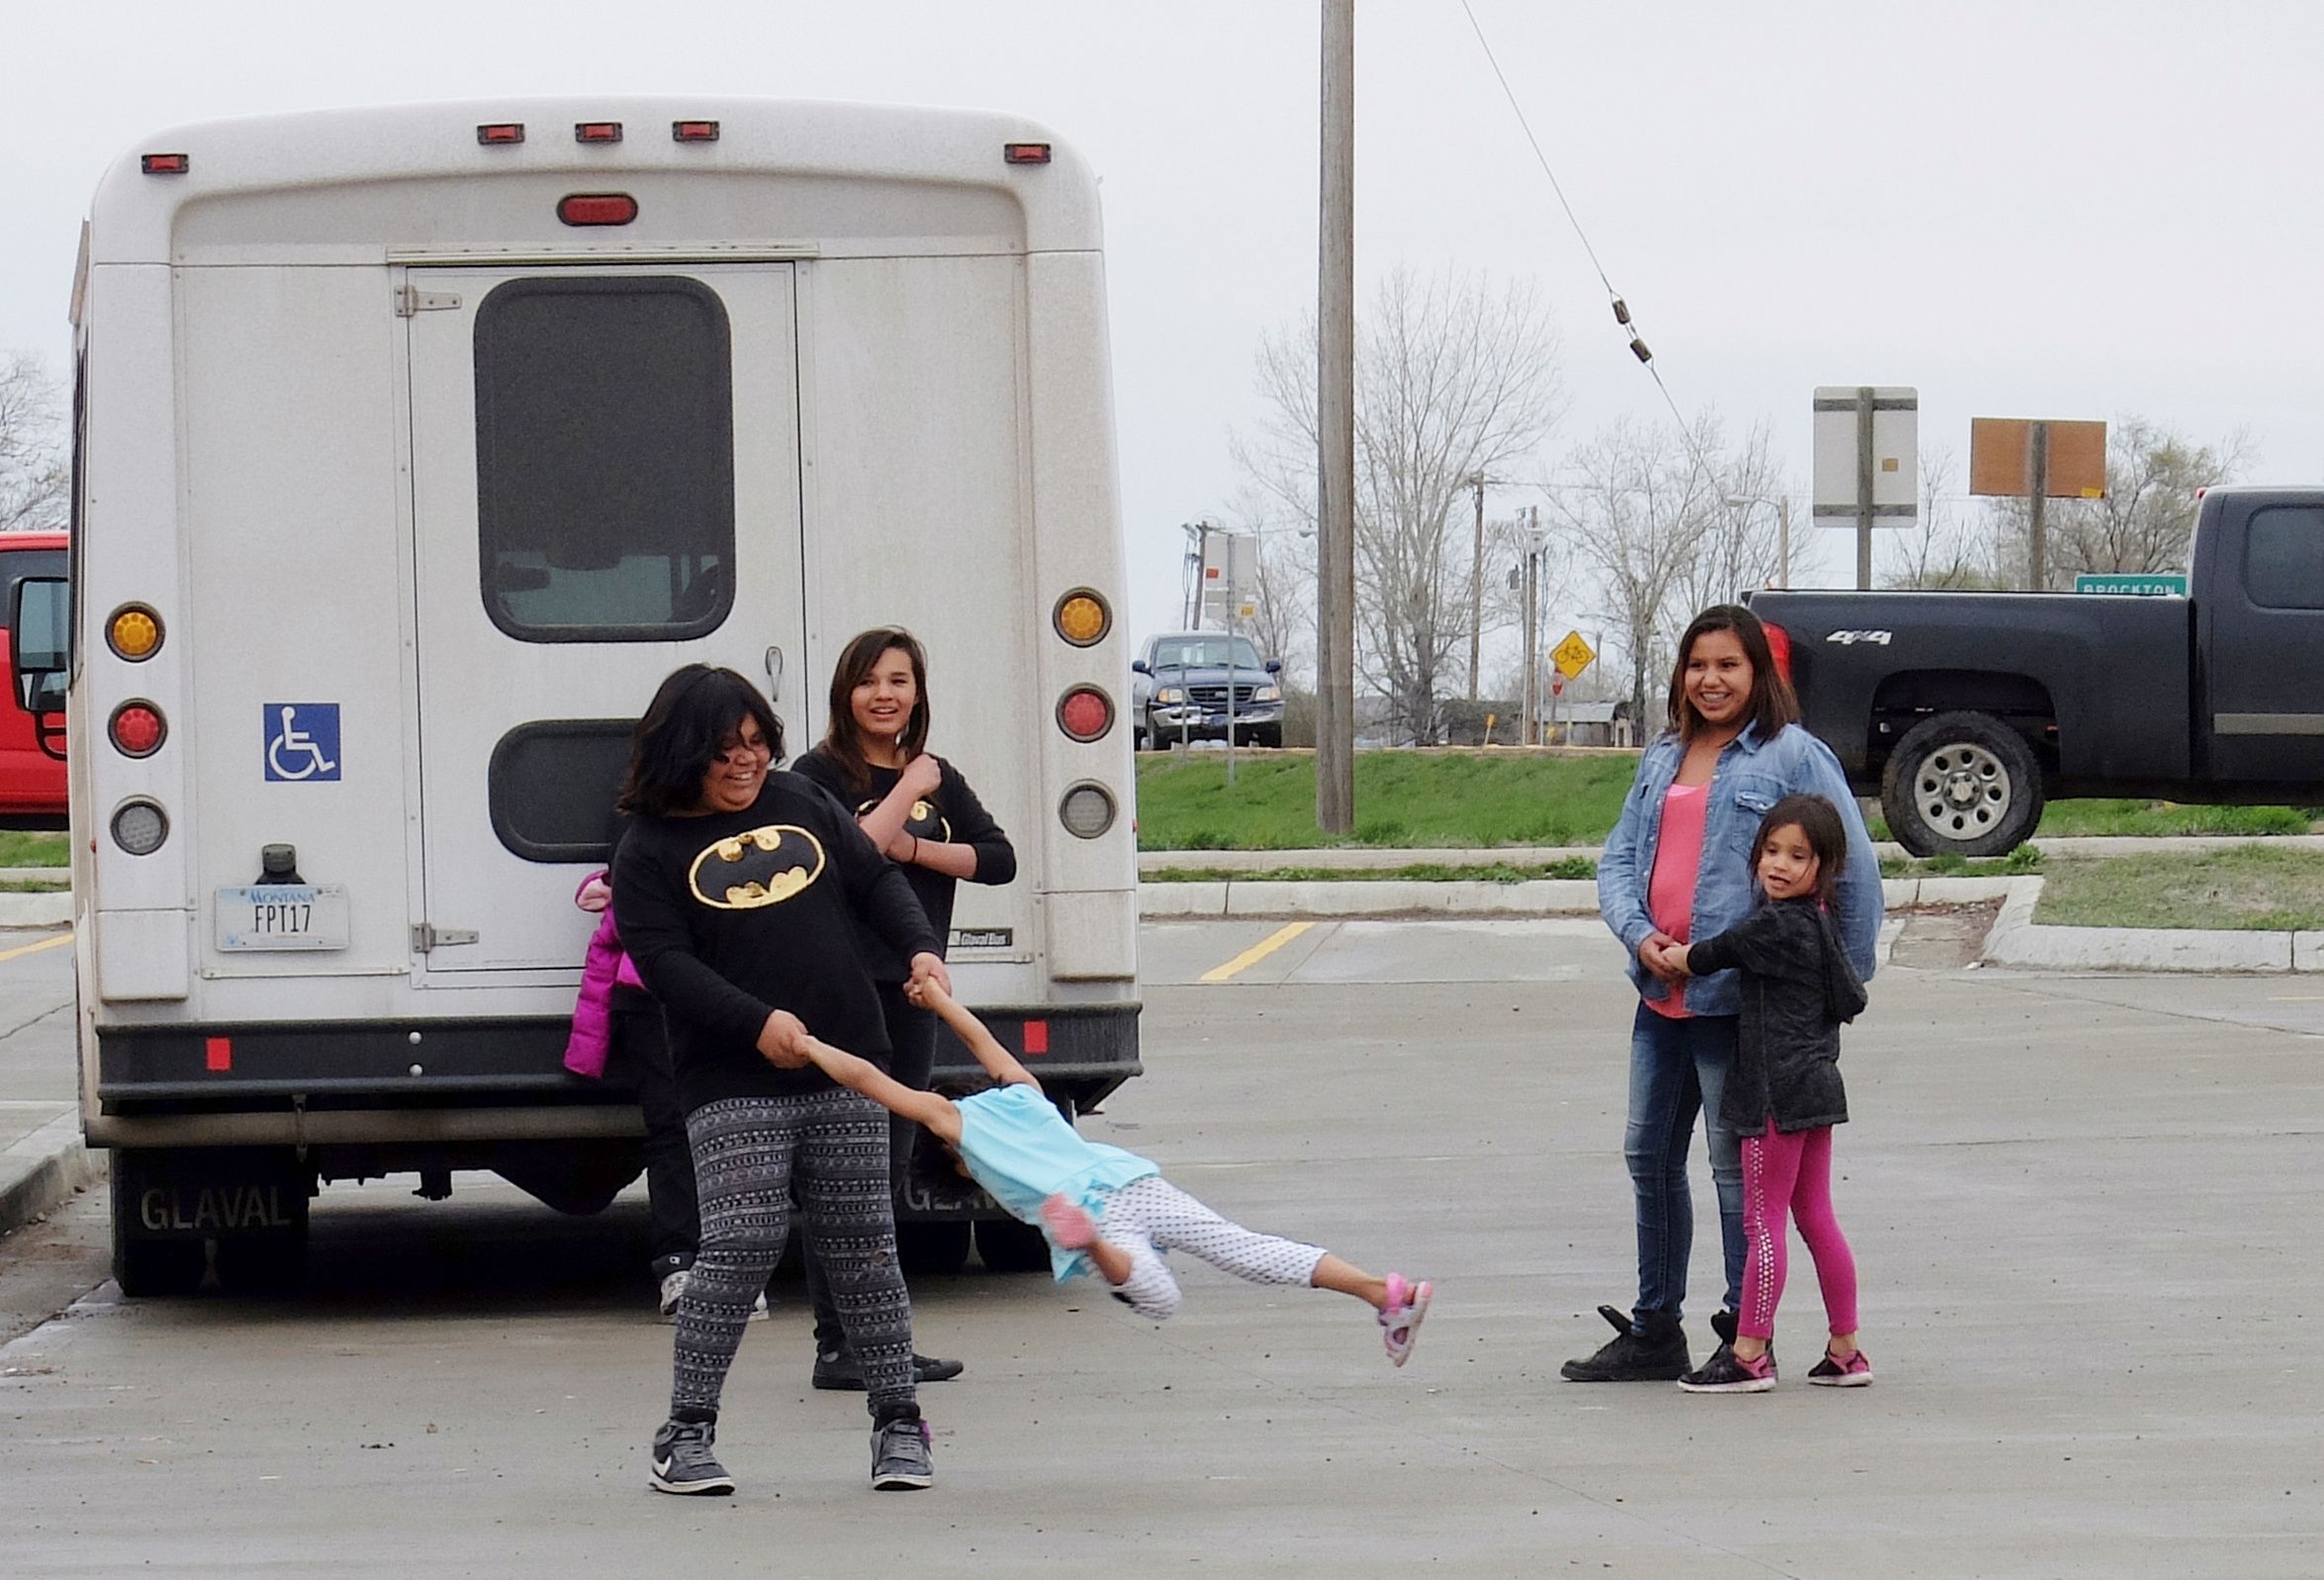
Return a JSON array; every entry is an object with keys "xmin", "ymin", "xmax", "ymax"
[{"xmin": 1654, "ymin": 792, "xmax": 1873, "ymax": 1392}]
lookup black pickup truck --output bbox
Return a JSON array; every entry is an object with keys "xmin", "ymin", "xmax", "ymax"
[{"xmin": 1751, "ymin": 486, "xmax": 2324, "ymax": 857}]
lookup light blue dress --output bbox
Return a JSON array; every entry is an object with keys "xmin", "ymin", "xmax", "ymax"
[{"xmin": 953, "ymin": 1084, "xmax": 1160, "ymax": 1280}]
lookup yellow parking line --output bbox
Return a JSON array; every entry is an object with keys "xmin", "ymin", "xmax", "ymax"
[
  {"xmin": 1200, "ymin": 921, "xmax": 1314, "ymax": 983},
  {"xmin": 0, "ymin": 931, "xmax": 72, "ymax": 964}
]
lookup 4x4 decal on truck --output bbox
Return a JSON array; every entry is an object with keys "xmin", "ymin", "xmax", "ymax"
[{"xmin": 1825, "ymin": 630, "xmax": 1894, "ymax": 646}]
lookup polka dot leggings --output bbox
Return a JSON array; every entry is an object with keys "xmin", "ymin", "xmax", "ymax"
[{"xmin": 1095, "ymin": 1175, "xmax": 1328, "ymax": 1321}]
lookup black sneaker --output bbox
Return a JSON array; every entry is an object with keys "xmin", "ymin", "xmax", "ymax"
[
  {"xmin": 871, "ymin": 1417, "xmax": 935, "ymax": 1491},
  {"xmin": 812, "ymin": 1349, "xmax": 966, "ymax": 1390},
  {"xmin": 1559, "ymin": 1304, "xmax": 1691, "ymax": 1382},
  {"xmin": 649, "ymin": 1419, "xmax": 736, "ymax": 1495},
  {"xmin": 1676, "ymin": 1346, "xmax": 1777, "ymax": 1393}
]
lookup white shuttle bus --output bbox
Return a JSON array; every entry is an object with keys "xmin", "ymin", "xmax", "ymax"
[{"xmin": 16, "ymin": 99, "xmax": 1142, "ymax": 1293}]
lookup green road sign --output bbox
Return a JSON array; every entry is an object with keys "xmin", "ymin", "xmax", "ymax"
[{"xmin": 2074, "ymin": 574, "xmax": 2186, "ymax": 597}]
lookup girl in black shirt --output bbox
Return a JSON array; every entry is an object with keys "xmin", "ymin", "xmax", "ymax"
[
  {"xmin": 792, "ymin": 626, "xmax": 1015, "ymax": 1387},
  {"xmin": 612, "ymin": 665, "xmax": 945, "ymax": 1497}
]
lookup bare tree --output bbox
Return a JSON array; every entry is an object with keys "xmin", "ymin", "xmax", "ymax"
[
  {"xmin": 1545, "ymin": 417, "xmax": 1735, "ymax": 724},
  {"xmin": 1670, "ymin": 419, "xmax": 1785, "ymax": 619},
  {"xmin": 1880, "ymin": 446, "xmax": 2006, "ymax": 590},
  {"xmin": 1984, "ymin": 417, "xmax": 2249, "ymax": 589},
  {"xmin": 0, "ymin": 351, "xmax": 69, "ymax": 532},
  {"xmin": 1236, "ymin": 265, "xmax": 1562, "ymax": 742}
]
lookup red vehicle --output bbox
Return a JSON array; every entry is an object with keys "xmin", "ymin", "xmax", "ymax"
[{"xmin": 0, "ymin": 531, "xmax": 69, "ymax": 827}]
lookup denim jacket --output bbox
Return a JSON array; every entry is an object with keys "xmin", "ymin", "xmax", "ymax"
[{"xmin": 1597, "ymin": 721, "xmax": 1883, "ymax": 1017}]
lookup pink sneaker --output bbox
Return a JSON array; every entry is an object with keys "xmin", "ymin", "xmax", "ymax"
[
  {"xmin": 1378, "ymin": 1273, "xmax": 1433, "ymax": 1367},
  {"xmin": 1039, "ymin": 1193, "xmax": 1096, "ymax": 1251},
  {"xmin": 1807, "ymin": 1346, "xmax": 1874, "ymax": 1387}
]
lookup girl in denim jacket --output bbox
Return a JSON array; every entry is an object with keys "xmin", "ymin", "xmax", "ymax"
[{"xmin": 1562, "ymin": 604, "xmax": 1882, "ymax": 1386}]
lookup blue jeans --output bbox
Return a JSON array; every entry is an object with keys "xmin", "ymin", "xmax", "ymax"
[{"xmin": 1624, "ymin": 1004, "xmax": 1743, "ymax": 1330}]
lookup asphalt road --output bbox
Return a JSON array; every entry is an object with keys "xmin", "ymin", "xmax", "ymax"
[{"xmin": 1, "ymin": 919, "xmax": 2320, "ymax": 1577}]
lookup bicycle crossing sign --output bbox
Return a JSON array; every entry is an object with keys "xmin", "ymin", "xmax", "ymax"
[
  {"xmin": 263, "ymin": 703, "xmax": 341, "ymax": 782},
  {"xmin": 1551, "ymin": 630, "xmax": 1597, "ymax": 681}
]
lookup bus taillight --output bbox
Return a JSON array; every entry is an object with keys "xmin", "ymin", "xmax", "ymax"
[
  {"xmin": 557, "ymin": 194, "xmax": 638, "ymax": 227},
  {"xmin": 109, "ymin": 701, "xmax": 166, "ymax": 759},
  {"xmin": 1056, "ymin": 687, "xmax": 1113, "ymax": 743}
]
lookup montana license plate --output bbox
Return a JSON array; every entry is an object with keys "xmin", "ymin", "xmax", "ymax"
[{"xmin": 216, "ymin": 884, "xmax": 350, "ymax": 952}]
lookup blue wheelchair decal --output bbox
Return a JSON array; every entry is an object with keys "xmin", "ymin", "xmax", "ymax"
[{"xmin": 263, "ymin": 703, "xmax": 341, "ymax": 783}]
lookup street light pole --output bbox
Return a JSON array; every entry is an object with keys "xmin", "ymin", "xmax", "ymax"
[{"xmin": 1467, "ymin": 473, "xmax": 1485, "ymax": 701}]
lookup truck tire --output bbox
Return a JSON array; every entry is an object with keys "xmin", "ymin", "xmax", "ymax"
[
  {"xmin": 975, "ymin": 1215, "xmax": 1052, "ymax": 1273},
  {"xmin": 1882, "ymin": 711, "xmax": 2045, "ymax": 857}
]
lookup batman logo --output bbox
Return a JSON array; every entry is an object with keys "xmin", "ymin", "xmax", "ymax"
[
  {"xmin": 858, "ymin": 794, "xmax": 952, "ymax": 843},
  {"xmin": 687, "ymin": 824, "xmax": 828, "ymax": 910}
]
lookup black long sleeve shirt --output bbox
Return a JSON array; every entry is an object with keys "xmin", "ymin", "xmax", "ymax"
[
  {"xmin": 610, "ymin": 774, "xmax": 941, "ymax": 1112},
  {"xmin": 793, "ymin": 748, "xmax": 1017, "ymax": 971},
  {"xmin": 1686, "ymin": 896, "xmax": 1868, "ymax": 1135}
]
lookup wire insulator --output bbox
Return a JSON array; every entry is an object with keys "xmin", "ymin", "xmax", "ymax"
[
  {"xmin": 1628, "ymin": 336, "xmax": 1653, "ymax": 364},
  {"xmin": 1611, "ymin": 298, "xmax": 1631, "ymax": 325}
]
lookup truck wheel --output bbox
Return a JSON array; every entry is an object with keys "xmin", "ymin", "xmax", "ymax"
[
  {"xmin": 975, "ymin": 1215, "xmax": 1052, "ymax": 1273},
  {"xmin": 1882, "ymin": 711, "xmax": 2045, "ymax": 857},
  {"xmin": 1254, "ymin": 724, "xmax": 1283, "ymax": 749}
]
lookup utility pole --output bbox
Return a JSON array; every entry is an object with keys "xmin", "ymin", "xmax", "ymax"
[
  {"xmin": 1777, "ymin": 496, "xmax": 1791, "ymax": 590},
  {"xmin": 1466, "ymin": 473, "xmax": 1485, "ymax": 700},
  {"xmin": 1519, "ymin": 506, "xmax": 1538, "ymax": 747},
  {"xmin": 1315, "ymin": 0, "xmax": 1356, "ymax": 833},
  {"xmin": 2025, "ymin": 420, "xmax": 2050, "ymax": 590}
]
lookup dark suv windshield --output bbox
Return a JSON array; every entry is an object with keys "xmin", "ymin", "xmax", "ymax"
[{"xmin": 1151, "ymin": 636, "xmax": 1264, "ymax": 669}]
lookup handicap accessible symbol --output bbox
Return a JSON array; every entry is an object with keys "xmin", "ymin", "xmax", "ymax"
[{"xmin": 264, "ymin": 703, "xmax": 341, "ymax": 783}]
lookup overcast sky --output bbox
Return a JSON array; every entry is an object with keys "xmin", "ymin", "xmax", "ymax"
[{"xmin": 5, "ymin": 0, "xmax": 2317, "ymax": 662}]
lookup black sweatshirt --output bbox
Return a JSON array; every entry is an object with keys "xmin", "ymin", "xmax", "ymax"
[
  {"xmin": 610, "ymin": 774, "xmax": 941, "ymax": 1112},
  {"xmin": 1686, "ymin": 896, "xmax": 1869, "ymax": 1135},
  {"xmin": 793, "ymin": 748, "xmax": 1017, "ymax": 970}
]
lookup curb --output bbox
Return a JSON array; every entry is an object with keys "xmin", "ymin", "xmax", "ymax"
[
  {"xmin": 0, "ymin": 891, "xmax": 71, "ymax": 930},
  {"xmin": 1138, "ymin": 874, "xmax": 2324, "ymax": 974},
  {"xmin": 0, "ymin": 1113, "xmax": 101, "ymax": 1244}
]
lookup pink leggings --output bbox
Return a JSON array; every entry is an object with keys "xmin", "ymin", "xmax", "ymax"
[{"xmin": 1739, "ymin": 1121, "xmax": 1858, "ymax": 1342}]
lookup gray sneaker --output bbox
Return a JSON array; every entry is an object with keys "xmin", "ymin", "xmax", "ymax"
[
  {"xmin": 649, "ymin": 1419, "xmax": 736, "ymax": 1496},
  {"xmin": 870, "ymin": 1417, "xmax": 935, "ymax": 1491}
]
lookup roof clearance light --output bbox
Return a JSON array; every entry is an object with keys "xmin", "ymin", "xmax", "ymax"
[
  {"xmin": 575, "ymin": 122, "xmax": 624, "ymax": 144},
  {"xmin": 108, "ymin": 604, "xmax": 163, "ymax": 661},
  {"xmin": 111, "ymin": 798, "xmax": 169, "ymax": 857},
  {"xmin": 558, "ymin": 194, "xmax": 639, "ymax": 228},
  {"xmin": 109, "ymin": 701, "xmax": 165, "ymax": 759},
  {"xmin": 1003, "ymin": 142, "xmax": 1052, "ymax": 165},
  {"xmin": 1059, "ymin": 782, "xmax": 1116, "ymax": 840},
  {"xmin": 673, "ymin": 120, "xmax": 721, "ymax": 142},
  {"xmin": 1053, "ymin": 590, "xmax": 1110, "ymax": 647},
  {"xmin": 476, "ymin": 123, "xmax": 526, "ymax": 146},
  {"xmin": 1056, "ymin": 686, "xmax": 1114, "ymax": 743},
  {"xmin": 140, "ymin": 153, "xmax": 190, "ymax": 175}
]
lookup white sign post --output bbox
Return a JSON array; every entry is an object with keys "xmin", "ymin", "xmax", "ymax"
[{"xmin": 1812, "ymin": 386, "xmax": 1918, "ymax": 590}]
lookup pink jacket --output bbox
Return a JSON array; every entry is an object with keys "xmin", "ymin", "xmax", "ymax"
[{"xmin": 564, "ymin": 872, "xmax": 647, "ymax": 1079}]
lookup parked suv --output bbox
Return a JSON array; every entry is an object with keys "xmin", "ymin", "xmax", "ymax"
[{"xmin": 1131, "ymin": 631, "xmax": 1284, "ymax": 749}]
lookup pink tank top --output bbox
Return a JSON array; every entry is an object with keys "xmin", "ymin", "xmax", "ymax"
[{"xmin": 1644, "ymin": 783, "xmax": 1709, "ymax": 1019}]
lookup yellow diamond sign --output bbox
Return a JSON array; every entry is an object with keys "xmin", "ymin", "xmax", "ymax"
[{"xmin": 1551, "ymin": 629, "xmax": 1596, "ymax": 681}]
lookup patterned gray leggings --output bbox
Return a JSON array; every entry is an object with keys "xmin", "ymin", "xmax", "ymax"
[{"xmin": 672, "ymin": 1089, "xmax": 917, "ymax": 1421}]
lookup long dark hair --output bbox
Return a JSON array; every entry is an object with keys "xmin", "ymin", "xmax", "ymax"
[
  {"xmin": 616, "ymin": 665, "xmax": 786, "ymax": 818},
  {"xmin": 820, "ymin": 626, "xmax": 930, "ymax": 795},
  {"xmin": 1752, "ymin": 793, "xmax": 1848, "ymax": 908},
  {"xmin": 1665, "ymin": 604, "xmax": 1799, "ymax": 742}
]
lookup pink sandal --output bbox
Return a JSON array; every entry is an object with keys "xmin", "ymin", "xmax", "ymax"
[
  {"xmin": 1040, "ymin": 1193, "xmax": 1097, "ymax": 1251},
  {"xmin": 1379, "ymin": 1273, "xmax": 1433, "ymax": 1367}
]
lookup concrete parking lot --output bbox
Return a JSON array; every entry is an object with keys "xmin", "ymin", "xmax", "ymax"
[{"xmin": 1, "ymin": 919, "xmax": 2319, "ymax": 1577}]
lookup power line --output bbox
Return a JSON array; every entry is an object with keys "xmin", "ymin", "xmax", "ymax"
[{"xmin": 1456, "ymin": 1, "xmax": 1728, "ymax": 493}]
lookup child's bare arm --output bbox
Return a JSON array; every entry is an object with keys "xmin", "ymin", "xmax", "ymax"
[
  {"xmin": 797, "ymin": 1036, "xmax": 963, "ymax": 1145},
  {"xmin": 1080, "ymin": 1233, "xmax": 1134, "ymax": 1286},
  {"xmin": 909, "ymin": 980, "xmax": 1042, "ymax": 1091}
]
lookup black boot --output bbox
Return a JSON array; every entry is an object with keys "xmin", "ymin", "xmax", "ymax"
[{"xmin": 1560, "ymin": 1304, "xmax": 1692, "ymax": 1382}]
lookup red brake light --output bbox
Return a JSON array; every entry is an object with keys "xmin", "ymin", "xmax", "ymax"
[
  {"xmin": 1056, "ymin": 687, "xmax": 1114, "ymax": 743},
  {"xmin": 476, "ymin": 123, "xmax": 525, "ymax": 145},
  {"xmin": 141, "ymin": 153, "xmax": 190, "ymax": 175},
  {"xmin": 558, "ymin": 193, "xmax": 638, "ymax": 227},
  {"xmin": 1003, "ymin": 142, "xmax": 1052, "ymax": 165},
  {"xmin": 110, "ymin": 701, "xmax": 166, "ymax": 758},
  {"xmin": 1022, "ymin": 1020, "xmax": 1050, "ymax": 1056},
  {"xmin": 1763, "ymin": 620, "xmax": 1794, "ymax": 682},
  {"xmin": 575, "ymin": 122, "xmax": 623, "ymax": 144},
  {"xmin": 672, "ymin": 120, "xmax": 720, "ymax": 142}
]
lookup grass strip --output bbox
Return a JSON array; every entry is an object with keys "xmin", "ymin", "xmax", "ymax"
[
  {"xmin": 1145, "ymin": 859, "xmax": 1598, "ymax": 883},
  {"xmin": 0, "ymin": 831, "xmax": 68, "ymax": 868},
  {"xmin": 2033, "ymin": 844, "xmax": 2324, "ymax": 931}
]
